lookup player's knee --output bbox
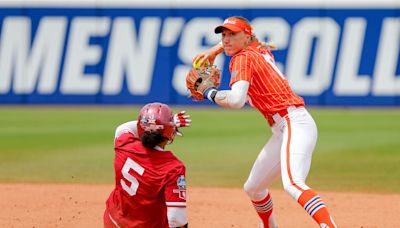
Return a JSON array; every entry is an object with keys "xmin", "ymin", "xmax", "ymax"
[
  {"xmin": 243, "ymin": 181, "xmax": 268, "ymax": 201},
  {"xmin": 283, "ymin": 180, "xmax": 309, "ymax": 198},
  {"xmin": 283, "ymin": 182, "xmax": 294, "ymax": 194},
  {"xmin": 283, "ymin": 180, "xmax": 300, "ymax": 192},
  {"xmin": 243, "ymin": 181, "xmax": 257, "ymax": 198},
  {"xmin": 283, "ymin": 183, "xmax": 301, "ymax": 200}
]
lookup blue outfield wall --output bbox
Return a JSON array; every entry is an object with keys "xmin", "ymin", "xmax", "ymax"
[{"xmin": 0, "ymin": 5, "xmax": 399, "ymax": 106}]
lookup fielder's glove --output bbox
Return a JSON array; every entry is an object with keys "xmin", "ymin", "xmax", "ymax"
[
  {"xmin": 186, "ymin": 66, "xmax": 221, "ymax": 101},
  {"xmin": 173, "ymin": 111, "xmax": 191, "ymax": 136}
]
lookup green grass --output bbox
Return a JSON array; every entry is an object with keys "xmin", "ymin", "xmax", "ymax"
[{"xmin": 0, "ymin": 106, "xmax": 399, "ymax": 193}]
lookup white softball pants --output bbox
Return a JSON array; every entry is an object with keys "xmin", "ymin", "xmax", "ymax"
[{"xmin": 244, "ymin": 107, "xmax": 318, "ymax": 201}]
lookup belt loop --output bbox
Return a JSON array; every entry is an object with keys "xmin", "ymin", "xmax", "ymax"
[
  {"xmin": 287, "ymin": 106, "xmax": 295, "ymax": 112},
  {"xmin": 272, "ymin": 113, "xmax": 282, "ymax": 124},
  {"xmin": 271, "ymin": 104, "xmax": 304, "ymax": 126}
]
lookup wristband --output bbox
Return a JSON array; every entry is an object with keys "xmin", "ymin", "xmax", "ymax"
[
  {"xmin": 204, "ymin": 88, "xmax": 213, "ymax": 99},
  {"xmin": 209, "ymin": 90, "xmax": 217, "ymax": 102},
  {"xmin": 204, "ymin": 88, "xmax": 218, "ymax": 102}
]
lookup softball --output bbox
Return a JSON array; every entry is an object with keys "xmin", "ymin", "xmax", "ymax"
[{"xmin": 193, "ymin": 59, "xmax": 210, "ymax": 68}]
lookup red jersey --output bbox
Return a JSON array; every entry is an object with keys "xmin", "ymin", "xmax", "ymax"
[
  {"xmin": 105, "ymin": 131, "xmax": 186, "ymax": 228},
  {"xmin": 229, "ymin": 46, "xmax": 304, "ymax": 125}
]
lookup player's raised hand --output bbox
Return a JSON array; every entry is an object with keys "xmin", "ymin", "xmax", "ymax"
[
  {"xmin": 173, "ymin": 111, "xmax": 191, "ymax": 128},
  {"xmin": 192, "ymin": 52, "xmax": 213, "ymax": 68},
  {"xmin": 192, "ymin": 42, "xmax": 224, "ymax": 68},
  {"xmin": 174, "ymin": 111, "xmax": 191, "ymax": 137}
]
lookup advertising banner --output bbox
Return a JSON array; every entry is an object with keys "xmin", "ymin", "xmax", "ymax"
[{"xmin": 0, "ymin": 0, "xmax": 399, "ymax": 105}]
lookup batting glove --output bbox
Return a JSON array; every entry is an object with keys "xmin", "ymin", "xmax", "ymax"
[{"xmin": 173, "ymin": 111, "xmax": 191, "ymax": 136}]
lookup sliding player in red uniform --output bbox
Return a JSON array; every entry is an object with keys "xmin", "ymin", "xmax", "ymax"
[{"xmin": 104, "ymin": 103, "xmax": 191, "ymax": 228}]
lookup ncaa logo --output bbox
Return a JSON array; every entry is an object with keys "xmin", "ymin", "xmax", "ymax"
[{"xmin": 173, "ymin": 175, "xmax": 187, "ymax": 200}]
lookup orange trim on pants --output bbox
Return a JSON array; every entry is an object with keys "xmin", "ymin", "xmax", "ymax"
[{"xmin": 285, "ymin": 116, "xmax": 304, "ymax": 192}]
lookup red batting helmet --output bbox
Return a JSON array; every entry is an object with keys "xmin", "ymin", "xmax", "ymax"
[{"xmin": 137, "ymin": 102, "xmax": 177, "ymax": 141}]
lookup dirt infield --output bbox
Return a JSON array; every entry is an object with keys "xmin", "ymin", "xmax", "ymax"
[{"xmin": 0, "ymin": 183, "xmax": 399, "ymax": 228}]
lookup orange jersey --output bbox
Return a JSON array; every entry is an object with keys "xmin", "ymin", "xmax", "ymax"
[{"xmin": 229, "ymin": 46, "xmax": 304, "ymax": 125}]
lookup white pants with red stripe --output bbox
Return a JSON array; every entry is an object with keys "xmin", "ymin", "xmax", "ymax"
[{"xmin": 244, "ymin": 107, "xmax": 317, "ymax": 201}]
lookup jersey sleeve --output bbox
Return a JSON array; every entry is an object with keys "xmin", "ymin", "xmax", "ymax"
[
  {"xmin": 164, "ymin": 165, "xmax": 187, "ymax": 208},
  {"xmin": 114, "ymin": 122, "xmax": 142, "ymax": 153},
  {"xmin": 115, "ymin": 121, "xmax": 138, "ymax": 139},
  {"xmin": 229, "ymin": 53, "xmax": 253, "ymax": 87}
]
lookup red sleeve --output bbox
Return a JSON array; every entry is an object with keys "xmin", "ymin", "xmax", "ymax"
[
  {"xmin": 164, "ymin": 165, "xmax": 187, "ymax": 208},
  {"xmin": 229, "ymin": 53, "xmax": 253, "ymax": 87},
  {"xmin": 114, "ymin": 132, "xmax": 140, "ymax": 152}
]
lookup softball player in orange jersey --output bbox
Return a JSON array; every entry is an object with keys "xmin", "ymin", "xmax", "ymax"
[{"xmin": 194, "ymin": 16, "xmax": 337, "ymax": 228}]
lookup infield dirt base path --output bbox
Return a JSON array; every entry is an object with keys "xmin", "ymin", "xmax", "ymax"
[{"xmin": 0, "ymin": 183, "xmax": 399, "ymax": 228}]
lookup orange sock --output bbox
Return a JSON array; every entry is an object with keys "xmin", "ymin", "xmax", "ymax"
[
  {"xmin": 297, "ymin": 189, "xmax": 337, "ymax": 228},
  {"xmin": 252, "ymin": 193, "xmax": 273, "ymax": 228}
]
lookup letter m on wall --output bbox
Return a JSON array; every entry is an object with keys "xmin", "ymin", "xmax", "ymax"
[{"xmin": 0, "ymin": 17, "xmax": 66, "ymax": 94}]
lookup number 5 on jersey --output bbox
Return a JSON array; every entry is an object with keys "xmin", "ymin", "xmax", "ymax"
[{"xmin": 121, "ymin": 158, "xmax": 145, "ymax": 196}]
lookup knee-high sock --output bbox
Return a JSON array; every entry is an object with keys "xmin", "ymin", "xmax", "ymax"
[
  {"xmin": 297, "ymin": 189, "xmax": 337, "ymax": 228},
  {"xmin": 252, "ymin": 193, "xmax": 273, "ymax": 228}
]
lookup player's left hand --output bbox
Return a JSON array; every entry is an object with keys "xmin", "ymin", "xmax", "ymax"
[
  {"xmin": 174, "ymin": 111, "xmax": 191, "ymax": 136},
  {"xmin": 174, "ymin": 111, "xmax": 191, "ymax": 128}
]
